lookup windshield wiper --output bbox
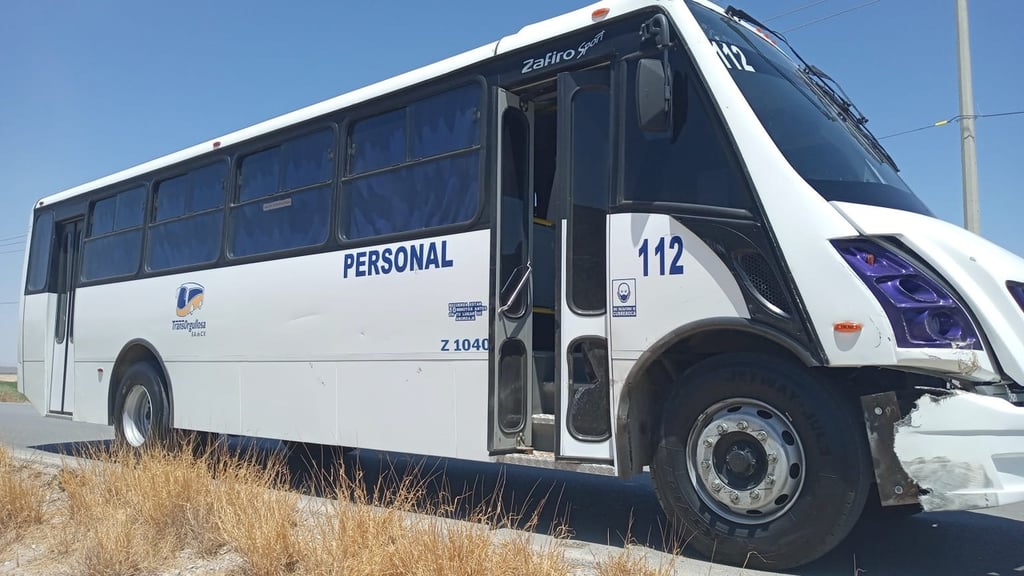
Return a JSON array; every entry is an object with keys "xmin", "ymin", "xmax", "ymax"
[{"xmin": 723, "ymin": 6, "xmax": 899, "ymax": 171}]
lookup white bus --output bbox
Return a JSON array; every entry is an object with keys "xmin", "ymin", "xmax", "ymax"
[{"xmin": 16, "ymin": 0, "xmax": 1024, "ymax": 569}]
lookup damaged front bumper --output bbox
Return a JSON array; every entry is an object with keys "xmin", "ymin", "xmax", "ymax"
[{"xmin": 862, "ymin": 390, "xmax": 1024, "ymax": 512}]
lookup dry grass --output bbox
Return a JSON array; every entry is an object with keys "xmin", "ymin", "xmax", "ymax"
[
  {"xmin": 0, "ymin": 444, "xmax": 47, "ymax": 551},
  {"xmin": 0, "ymin": 438, "xmax": 682, "ymax": 576},
  {"xmin": 0, "ymin": 380, "xmax": 26, "ymax": 403}
]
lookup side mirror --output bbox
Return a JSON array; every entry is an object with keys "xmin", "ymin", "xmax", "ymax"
[{"xmin": 636, "ymin": 58, "xmax": 672, "ymax": 134}]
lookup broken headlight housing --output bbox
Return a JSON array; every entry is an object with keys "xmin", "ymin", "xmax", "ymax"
[{"xmin": 833, "ymin": 238, "xmax": 981, "ymax": 350}]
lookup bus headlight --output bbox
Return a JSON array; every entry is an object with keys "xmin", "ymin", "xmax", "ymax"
[{"xmin": 832, "ymin": 238, "xmax": 981, "ymax": 350}]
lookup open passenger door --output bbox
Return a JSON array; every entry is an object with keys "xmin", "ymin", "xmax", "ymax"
[
  {"xmin": 488, "ymin": 88, "xmax": 534, "ymax": 453},
  {"xmin": 554, "ymin": 68, "xmax": 614, "ymax": 461}
]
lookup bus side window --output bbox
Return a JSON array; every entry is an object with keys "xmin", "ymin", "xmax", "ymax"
[
  {"xmin": 81, "ymin": 185, "xmax": 147, "ymax": 282},
  {"xmin": 343, "ymin": 82, "xmax": 483, "ymax": 241},
  {"xmin": 26, "ymin": 211, "xmax": 54, "ymax": 292},
  {"xmin": 622, "ymin": 55, "xmax": 753, "ymax": 210}
]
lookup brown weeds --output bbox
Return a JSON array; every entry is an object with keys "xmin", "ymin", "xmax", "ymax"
[
  {"xmin": 1, "ymin": 438, "xmax": 678, "ymax": 576},
  {"xmin": 0, "ymin": 444, "xmax": 46, "ymax": 551}
]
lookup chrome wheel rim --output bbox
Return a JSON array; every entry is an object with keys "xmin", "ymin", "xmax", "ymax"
[
  {"xmin": 122, "ymin": 385, "xmax": 153, "ymax": 447},
  {"xmin": 686, "ymin": 397, "xmax": 806, "ymax": 524}
]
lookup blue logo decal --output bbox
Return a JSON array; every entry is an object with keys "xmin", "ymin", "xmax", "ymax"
[
  {"xmin": 173, "ymin": 283, "xmax": 207, "ymax": 337},
  {"xmin": 176, "ymin": 283, "xmax": 204, "ymax": 317}
]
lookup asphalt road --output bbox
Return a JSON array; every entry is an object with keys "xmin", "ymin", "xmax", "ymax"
[{"xmin": 2, "ymin": 401, "xmax": 1022, "ymax": 576}]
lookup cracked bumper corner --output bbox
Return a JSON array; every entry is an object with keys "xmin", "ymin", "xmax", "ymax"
[{"xmin": 862, "ymin": 390, "xmax": 1024, "ymax": 512}]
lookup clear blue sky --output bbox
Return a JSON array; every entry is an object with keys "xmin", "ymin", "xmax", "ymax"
[{"xmin": 1, "ymin": 0, "xmax": 1020, "ymax": 366}]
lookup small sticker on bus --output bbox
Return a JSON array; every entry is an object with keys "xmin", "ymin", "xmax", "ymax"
[{"xmin": 612, "ymin": 278, "xmax": 637, "ymax": 317}]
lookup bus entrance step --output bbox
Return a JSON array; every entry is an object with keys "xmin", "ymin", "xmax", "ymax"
[{"xmin": 531, "ymin": 413, "xmax": 555, "ymax": 453}]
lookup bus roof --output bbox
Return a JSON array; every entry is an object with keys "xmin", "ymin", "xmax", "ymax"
[{"xmin": 35, "ymin": 0, "xmax": 728, "ymax": 209}]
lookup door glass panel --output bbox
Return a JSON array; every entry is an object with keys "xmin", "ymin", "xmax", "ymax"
[
  {"xmin": 498, "ymin": 108, "xmax": 531, "ymax": 317},
  {"xmin": 569, "ymin": 89, "xmax": 610, "ymax": 313},
  {"xmin": 498, "ymin": 339, "xmax": 527, "ymax": 433},
  {"xmin": 567, "ymin": 338, "xmax": 611, "ymax": 440}
]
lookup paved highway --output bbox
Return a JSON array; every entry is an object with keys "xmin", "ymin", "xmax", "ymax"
[{"xmin": 2, "ymin": 401, "xmax": 1022, "ymax": 575}]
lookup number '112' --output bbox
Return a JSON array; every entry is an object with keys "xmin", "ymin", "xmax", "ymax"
[{"xmin": 639, "ymin": 235, "xmax": 684, "ymax": 276}]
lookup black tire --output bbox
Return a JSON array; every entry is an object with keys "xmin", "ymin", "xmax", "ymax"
[
  {"xmin": 650, "ymin": 353, "xmax": 872, "ymax": 570},
  {"xmin": 112, "ymin": 361, "xmax": 172, "ymax": 450}
]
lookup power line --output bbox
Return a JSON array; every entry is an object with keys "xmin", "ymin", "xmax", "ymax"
[
  {"xmin": 765, "ymin": 0, "xmax": 829, "ymax": 22},
  {"xmin": 0, "ymin": 233, "xmax": 27, "ymax": 243},
  {"xmin": 782, "ymin": 0, "xmax": 881, "ymax": 33},
  {"xmin": 879, "ymin": 110, "xmax": 1024, "ymax": 140},
  {"xmin": 0, "ymin": 301, "xmax": 18, "ymax": 306}
]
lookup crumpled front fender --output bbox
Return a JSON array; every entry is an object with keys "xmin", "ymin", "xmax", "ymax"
[{"xmin": 862, "ymin": 390, "xmax": 1024, "ymax": 512}]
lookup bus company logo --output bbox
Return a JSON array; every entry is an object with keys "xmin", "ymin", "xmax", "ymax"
[
  {"xmin": 521, "ymin": 30, "xmax": 606, "ymax": 74},
  {"xmin": 172, "ymin": 282, "xmax": 208, "ymax": 337}
]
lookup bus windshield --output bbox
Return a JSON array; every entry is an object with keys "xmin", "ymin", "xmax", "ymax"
[{"xmin": 686, "ymin": 2, "xmax": 933, "ymax": 216}]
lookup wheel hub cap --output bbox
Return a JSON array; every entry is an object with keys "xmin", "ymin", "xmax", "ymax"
[{"xmin": 687, "ymin": 398, "xmax": 806, "ymax": 524}]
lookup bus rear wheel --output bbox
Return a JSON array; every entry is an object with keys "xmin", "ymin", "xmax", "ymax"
[
  {"xmin": 113, "ymin": 362, "xmax": 171, "ymax": 450},
  {"xmin": 650, "ymin": 353, "xmax": 872, "ymax": 570}
]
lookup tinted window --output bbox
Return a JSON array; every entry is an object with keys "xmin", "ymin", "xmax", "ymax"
[
  {"xmin": 410, "ymin": 83, "xmax": 481, "ymax": 159},
  {"xmin": 623, "ymin": 54, "xmax": 752, "ymax": 210},
  {"xmin": 82, "ymin": 229, "xmax": 143, "ymax": 281},
  {"xmin": 686, "ymin": 2, "xmax": 930, "ymax": 215},
  {"xmin": 155, "ymin": 174, "xmax": 189, "ymax": 221},
  {"xmin": 26, "ymin": 211, "xmax": 53, "ymax": 291},
  {"xmin": 149, "ymin": 212, "xmax": 223, "ymax": 271},
  {"xmin": 239, "ymin": 147, "xmax": 280, "ymax": 202},
  {"xmin": 347, "ymin": 154, "xmax": 479, "ymax": 239},
  {"xmin": 115, "ymin": 186, "xmax": 146, "ymax": 229},
  {"xmin": 230, "ymin": 128, "xmax": 335, "ymax": 257},
  {"xmin": 344, "ymin": 83, "xmax": 482, "ymax": 240},
  {"xmin": 148, "ymin": 161, "xmax": 226, "ymax": 271},
  {"xmin": 82, "ymin": 185, "xmax": 147, "ymax": 281},
  {"xmin": 90, "ymin": 197, "xmax": 116, "ymax": 236},
  {"xmin": 349, "ymin": 109, "xmax": 405, "ymax": 175},
  {"xmin": 231, "ymin": 186, "xmax": 331, "ymax": 257},
  {"xmin": 570, "ymin": 89, "xmax": 610, "ymax": 313}
]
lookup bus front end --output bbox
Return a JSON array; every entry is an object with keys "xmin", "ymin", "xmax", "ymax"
[{"xmin": 629, "ymin": 0, "xmax": 1024, "ymax": 569}]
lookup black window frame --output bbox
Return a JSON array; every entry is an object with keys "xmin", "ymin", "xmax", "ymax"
[
  {"xmin": 145, "ymin": 158, "xmax": 230, "ymax": 273},
  {"xmin": 25, "ymin": 210, "xmax": 55, "ymax": 294},
  {"xmin": 226, "ymin": 123, "xmax": 339, "ymax": 261},
  {"xmin": 80, "ymin": 184, "xmax": 148, "ymax": 283},
  {"xmin": 611, "ymin": 16, "xmax": 758, "ymax": 222},
  {"xmin": 338, "ymin": 76, "xmax": 489, "ymax": 248}
]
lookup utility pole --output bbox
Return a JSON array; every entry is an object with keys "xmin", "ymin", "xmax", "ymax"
[{"xmin": 956, "ymin": 0, "xmax": 980, "ymax": 234}]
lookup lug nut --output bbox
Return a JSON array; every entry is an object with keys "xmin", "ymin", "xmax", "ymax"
[
  {"xmin": 703, "ymin": 438, "xmax": 714, "ymax": 448},
  {"xmin": 750, "ymin": 489, "xmax": 761, "ymax": 501},
  {"xmin": 737, "ymin": 421, "xmax": 749, "ymax": 431},
  {"xmin": 701, "ymin": 459, "xmax": 711, "ymax": 470},
  {"xmin": 711, "ymin": 480, "xmax": 723, "ymax": 492},
  {"xmin": 768, "ymin": 453, "xmax": 778, "ymax": 464},
  {"xmin": 717, "ymin": 423, "xmax": 729, "ymax": 435},
  {"xmin": 755, "ymin": 431, "xmax": 768, "ymax": 442},
  {"xmin": 765, "ymin": 475, "xmax": 776, "ymax": 488},
  {"xmin": 729, "ymin": 491, "xmax": 740, "ymax": 503}
]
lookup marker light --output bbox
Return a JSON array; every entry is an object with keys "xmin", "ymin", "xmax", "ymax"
[
  {"xmin": 833, "ymin": 322, "xmax": 862, "ymax": 333},
  {"xmin": 592, "ymin": 8, "xmax": 610, "ymax": 20},
  {"xmin": 833, "ymin": 238, "xmax": 981, "ymax": 350}
]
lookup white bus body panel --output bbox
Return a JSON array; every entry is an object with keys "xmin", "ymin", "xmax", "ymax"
[
  {"xmin": 20, "ymin": 293, "xmax": 51, "ymax": 414},
  {"xmin": 607, "ymin": 212, "xmax": 748, "ymax": 358},
  {"xmin": 71, "ymin": 229, "xmax": 492, "ymax": 461}
]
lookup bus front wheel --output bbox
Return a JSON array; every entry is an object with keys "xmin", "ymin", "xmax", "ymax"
[
  {"xmin": 112, "ymin": 362, "xmax": 171, "ymax": 450},
  {"xmin": 650, "ymin": 353, "xmax": 872, "ymax": 570}
]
